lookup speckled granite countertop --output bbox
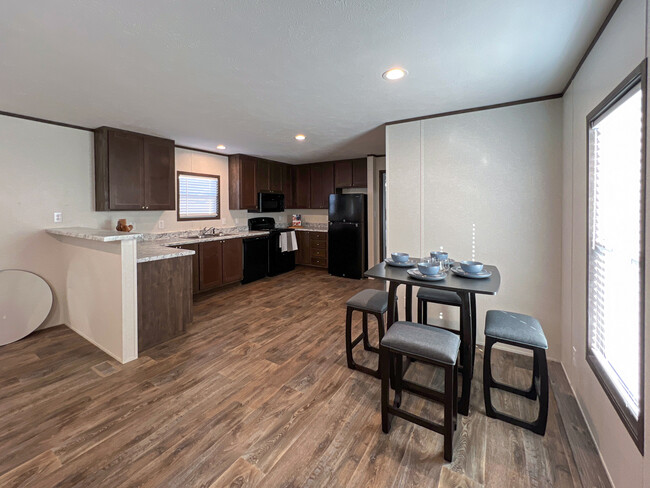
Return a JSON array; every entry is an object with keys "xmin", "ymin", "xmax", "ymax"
[
  {"xmin": 137, "ymin": 231, "xmax": 270, "ymax": 263},
  {"xmin": 47, "ymin": 227, "xmax": 143, "ymax": 242},
  {"xmin": 286, "ymin": 227, "xmax": 328, "ymax": 232}
]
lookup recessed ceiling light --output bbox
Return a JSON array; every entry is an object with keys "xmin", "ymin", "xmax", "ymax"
[
  {"xmin": 216, "ymin": 144, "xmax": 226, "ymax": 150},
  {"xmin": 295, "ymin": 134, "xmax": 306, "ymax": 141},
  {"xmin": 382, "ymin": 68, "xmax": 408, "ymax": 80}
]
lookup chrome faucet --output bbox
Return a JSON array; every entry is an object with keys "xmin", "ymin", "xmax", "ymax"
[{"xmin": 200, "ymin": 226, "xmax": 217, "ymax": 236}]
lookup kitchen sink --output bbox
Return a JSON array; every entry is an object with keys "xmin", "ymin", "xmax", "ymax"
[{"xmin": 182, "ymin": 233, "xmax": 236, "ymax": 239}]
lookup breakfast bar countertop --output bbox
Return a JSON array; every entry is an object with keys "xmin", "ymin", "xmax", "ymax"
[{"xmin": 137, "ymin": 231, "xmax": 270, "ymax": 263}]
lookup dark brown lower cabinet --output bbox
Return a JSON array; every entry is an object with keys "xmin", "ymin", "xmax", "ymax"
[
  {"xmin": 222, "ymin": 238, "xmax": 244, "ymax": 284},
  {"xmin": 176, "ymin": 244, "xmax": 199, "ymax": 294},
  {"xmin": 199, "ymin": 238, "xmax": 243, "ymax": 292},
  {"xmin": 309, "ymin": 232, "xmax": 328, "ymax": 268},
  {"xmin": 296, "ymin": 231, "xmax": 328, "ymax": 268},
  {"xmin": 296, "ymin": 231, "xmax": 310, "ymax": 265},
  {"xmin": 199, "ymin": 241, "xmax": 224, "ymax": 290},
  {"xmin": 137, "ymin": 256, "xmax": 193, "ymax": 352}
]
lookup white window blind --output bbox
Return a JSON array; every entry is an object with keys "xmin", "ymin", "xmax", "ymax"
[
  {"xmin": 587, "ymin": 82, "xmax": 644, "ymax": 419},
  {"xmin": 178, "ymin": 173, "xmax": 219, "ymax": 219}
]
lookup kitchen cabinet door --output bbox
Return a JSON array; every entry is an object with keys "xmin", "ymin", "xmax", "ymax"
[
  {"xmin": 310, "ymin": 164, "xmax": 323, "ymax": 209},
  {"xmin": 310, "ymin": 163, "xmax": 334, "ymax": 209},
  {"xmin": 352, "ymin": 158, "xmax": 367, "ymax": 187},
  {"xmin": 296, "ymin": 231, "xmax": 310, "ymax": 265},
  {"xmin": 107, "ymin": 130, "xmax": 145, "ymax": 210},
  {"xmin": 256, "ymin": 159, "xmax": 270, "ymax": 192},
  {"xmin": 222, "ymin": 238, "xmax": 243, "ymax": 284},
  {"xmin": 199, "ymin": 241, "xmax": 223, "ymax": 290},
  {"xmin": 143, "ymin": 136, "xmax": 175, "ymax": 210},
  {"xmin": 176, "ymin": 244, "xmax": 200, "ymax": 294},
  {"xmin": 295, "ymin": 165, "xmax": 311, "ymax": 209},
  {"xmin": 334, "ymin": 160, "xmax": 353, "ymax": 188},
  {"xmin": 321, "ymin": 162, "xmax": 334, "ymax": 208},
  {"xmin": 240, "ymin": 155, "xmax": 258, "ymax": 209},
  {"xmin": 283, "ymin": 164, "xmax": 295, "ymax": 208},
  {"xmin": 269, "ymin": 163, "xmax": 283, "ymax": 192}
]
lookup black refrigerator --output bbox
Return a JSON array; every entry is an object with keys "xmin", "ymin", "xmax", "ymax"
[{"xmin": 328, "ymin": 194, "xmax": 367, "ymax": 279}]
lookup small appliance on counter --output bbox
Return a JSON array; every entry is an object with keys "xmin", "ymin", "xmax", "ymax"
[
  {"xmin": 328, "ymin": 194, "xmax": 367, "ymax": 279},
  {"xmin": 248, "ymin": 217, "xmax": 296, "ymax": 276}
]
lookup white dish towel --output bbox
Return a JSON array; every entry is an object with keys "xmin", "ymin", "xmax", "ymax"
[
  {"xmin": 287, "ymin": 231, "xmax": 298, "ymax": 252},
  {"xmin": 280, "ymin": 232, "xmax": 288, "ymax": 252}
]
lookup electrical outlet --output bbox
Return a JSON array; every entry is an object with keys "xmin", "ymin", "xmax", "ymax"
[
  {"xmin": 158, "ymin": 220, "xmax": 165, "ymax": 230},
  {"xmin": 53, "ymin": 212, "xmax": 62, "ymax": 223}
]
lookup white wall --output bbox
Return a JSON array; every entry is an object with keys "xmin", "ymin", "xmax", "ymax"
[
  {"xmin": 386, "ymin": 99, "xmax": 563, "ymax": 357},
  {"xmin": 0, "ymin": 114, "xmax": 318, "ymax": 331},
  {"xmin": 562, "ymin": 0, "xmax": 648, "ymax": 485}
]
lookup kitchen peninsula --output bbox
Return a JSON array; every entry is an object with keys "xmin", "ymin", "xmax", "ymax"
[{"xmin": 45, "ymin": 227, "xmax": 269, "ymax": 363}]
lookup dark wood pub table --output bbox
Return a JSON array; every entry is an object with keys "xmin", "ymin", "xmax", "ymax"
[{"xmin": 364, "ymin": 261, "xmax": 501, "ymax": 415}]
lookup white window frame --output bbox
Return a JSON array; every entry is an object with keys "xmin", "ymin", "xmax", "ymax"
[
  {"xmin": 177, "ymin": 171, "xmax": 220, "ymax": 221},
  {"xmin": 586, "ymin": 60, "xmax": 646, "ymax": 453}
]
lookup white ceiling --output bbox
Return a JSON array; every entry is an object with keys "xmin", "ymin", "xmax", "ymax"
[{"xmin": 0, "ymin": 0, "xmax": 614, "ymax": 163}]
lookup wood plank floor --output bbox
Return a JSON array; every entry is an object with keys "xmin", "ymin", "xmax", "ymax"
[{"xmin": 0, "ymin": 266, "xmax": 608, "ymax": 487}]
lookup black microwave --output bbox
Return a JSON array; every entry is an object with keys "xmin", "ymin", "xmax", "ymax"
[{"xmin": 249, "ymin": 191, "xmax": 285, "ymax": 213}]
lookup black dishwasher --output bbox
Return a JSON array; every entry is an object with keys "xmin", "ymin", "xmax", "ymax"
[{"xmin": 242, "ymin": 235, "xmax": 269, "ymax": 284}]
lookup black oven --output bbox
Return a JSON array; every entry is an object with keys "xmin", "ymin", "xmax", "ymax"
[{"xmin": 249, "ymin": 191, "xmax": 284, "ymax": 213}]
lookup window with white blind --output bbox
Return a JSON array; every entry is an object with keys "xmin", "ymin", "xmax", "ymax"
[
  {"xmin": 177, "ymin": 172, "xmax": 220, "ymax": 220},
  {"xmin": 587, "ymin": 60, "xmax": 646, "ymax": 452}
]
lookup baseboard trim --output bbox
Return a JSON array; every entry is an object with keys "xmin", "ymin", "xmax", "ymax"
[{"xmin": 549, "ymin": 361, "xmax": 614, "ymax": 488}]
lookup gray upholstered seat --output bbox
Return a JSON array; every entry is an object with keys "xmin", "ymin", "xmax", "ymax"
[
  {"xmin": 381, "ymin": 321, "xmax": 460, "ymax": 365},
  {"xmin": 485, "ymin": 310, "xmax": 548, "ymax": 349},
  {"xmin": 346, "ymin": 289, "xmax": 390, "ymax": 314},
  {"xmin": 416, "ymin": 288, "xmax": 462, "ymax": 306}
]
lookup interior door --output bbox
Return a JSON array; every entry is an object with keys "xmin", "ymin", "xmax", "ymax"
[
  {"xmin": 108, "ymin": 130, "xmax": 144, "ymax": 209},
  {"xmin": 144, "ymin": 137, "xmax": 175, "ymax": 210}
]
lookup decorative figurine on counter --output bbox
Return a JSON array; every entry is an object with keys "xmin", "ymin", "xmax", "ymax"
[{"xmin": 116, "ymin": 219, "xmax": 133, "ymax": 232}]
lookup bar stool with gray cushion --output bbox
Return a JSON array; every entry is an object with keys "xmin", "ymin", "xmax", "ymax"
[
  {"xmin": 380, "ymin": 321, "xmax": 460, "ymax": 462},
  {"xmin": 483, "ymin": 310, "xmax": 549, "ymax": 435},
  {"xmin": 417, "ymin": 288, "xmax": 476, "ymax": 376},
  {"xmin": 345, "ymin": 289, "xmax": 398, "ymax": 378}
]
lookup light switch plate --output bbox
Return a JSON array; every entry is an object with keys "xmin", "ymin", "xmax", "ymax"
[
  {"xmin": 54, "ymin": 212, "xmax": 62, "ymax": 223},
  {"xmin": 158, "ymin": 220, "xmax": 165, "ymax": 229}
]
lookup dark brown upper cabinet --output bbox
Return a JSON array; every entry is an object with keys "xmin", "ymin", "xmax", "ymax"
[
  {"xmin": 352, "ymin": 158, "xmax": 367, "ymax": 188},
  {"xmin": 269, "ymin": 162, "xmax": 283, "ymax": 192},
  {"xmin": 229, "ymin": 154, "xmax": 258, "ymax": 210},
  {"xmin": 229, "ymin": 155, "xmax": 287, "ymax": 210},
  {"xmin": 94, "ymin": 127, "xmax": 175, "ymax": 211},
  {"xmin": 310, "ymin": 162, "xmax": 334, "ymax": 209},
  {"xmin": 283, "ymin": 164, "xmax": 296, "ymax": 208},
  {"xmin": 256, "ymin": 159, "xmax": 270, "ymax": 192},
  {"xmin": 334, "ymin": 160, "xmax": 353, "ymax": 188},
  {"xmin": 144, "ymin": 137, "xmax": 175, "ymax": 210},
  {"xmin": 333, "ymin": 158, "xmax": 367, "ymax": 189},
  {"xmin": 295, "ymin": 164, "xmax": 311, "ymax": 209}
]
